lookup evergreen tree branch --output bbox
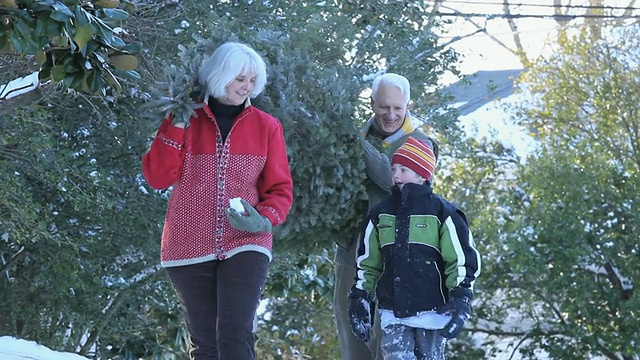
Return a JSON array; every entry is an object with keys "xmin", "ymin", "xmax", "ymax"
[{"xmin": 0, "ymin": 246, "xmax": 26, "ymax": 276}]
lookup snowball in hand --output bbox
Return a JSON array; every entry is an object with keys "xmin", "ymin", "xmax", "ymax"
[{"xmin": 229, "ymin": 198, "xmax": 245, "ymax": 214}]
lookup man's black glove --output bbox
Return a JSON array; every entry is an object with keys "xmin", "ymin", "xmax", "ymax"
[
  {"xmin": 437, "ymin": 287, "xmax": 473, "ymax": 339},
  {"xmin": 348, "ymin": 286, "xmax": 374, "ymax": 342}
]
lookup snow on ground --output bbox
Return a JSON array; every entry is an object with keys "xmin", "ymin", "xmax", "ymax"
[{"xmin": 0, "ymin": 337, "xmax": 88, "ymax": 360}]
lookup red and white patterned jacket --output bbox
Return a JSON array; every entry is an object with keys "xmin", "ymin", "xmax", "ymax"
[{"xmin": 142, "ymin": 103, "xmax": 293, "ymax": 267}]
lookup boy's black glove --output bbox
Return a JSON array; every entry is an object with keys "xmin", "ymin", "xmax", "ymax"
[
  {"xmin": 348, "ymin": 286, "xmax": 374, "ymax": 342},
  {"xmin": 437, "ymin": 287, "xmax": 473, "ymax": 339}
]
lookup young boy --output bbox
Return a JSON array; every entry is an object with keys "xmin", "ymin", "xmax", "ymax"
[{"xmin": 348, "ymin": 137, "xmax": 481, "ymax": 360}]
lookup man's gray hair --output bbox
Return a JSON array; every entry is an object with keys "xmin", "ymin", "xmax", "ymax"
[{"xmin": 371, "ymin": 73, "xmax": 410, "ymax": 104}]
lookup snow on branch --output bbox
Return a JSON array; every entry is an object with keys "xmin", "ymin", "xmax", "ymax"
[
  {"xmin": 0, "ymin": 72, "xmax": 40, "ymax": 100},
  {"xmin": 0, "ymin": 72, "xmax": 43, "ymax": 116}
]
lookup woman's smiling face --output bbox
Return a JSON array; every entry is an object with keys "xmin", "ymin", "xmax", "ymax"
[{"xmin": 219, "ymin": 71, "xmax": 256, "ymax": 106}]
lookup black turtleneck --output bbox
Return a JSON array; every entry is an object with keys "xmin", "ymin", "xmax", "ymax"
[{"xmin": 208, "ymin": 97, "xmax": 244, "ymax": 142}]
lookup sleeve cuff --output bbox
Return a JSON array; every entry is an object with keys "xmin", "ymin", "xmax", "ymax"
[
  {"xmin": 258, "ymin": 208, "xmax": 278, "ymax": 226},
  {"xmin": 164, "ymin": 123, "xmax": 186, "ymax": 141}
]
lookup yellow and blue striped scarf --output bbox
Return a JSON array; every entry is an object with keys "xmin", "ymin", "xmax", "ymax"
[{"xmin": 360, "ymin": 114, "xmax": 416, "ymax": 148}]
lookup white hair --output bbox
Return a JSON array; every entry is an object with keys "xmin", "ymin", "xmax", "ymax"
[
  {"xmin": 371, "ymin": 73, "xmax": 410, "ymax": 104},
  {"xmin": 198, "ymin": 42, "xmax": 267, "ymax": 99}
]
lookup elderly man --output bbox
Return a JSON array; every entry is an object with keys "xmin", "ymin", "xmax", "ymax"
[{"xmin": 334, "ymin": 73, "xmax": 439, "ymax": 360}]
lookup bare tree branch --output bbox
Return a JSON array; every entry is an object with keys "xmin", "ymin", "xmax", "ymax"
[
  {"xmin": 0, "ymin": 88, "xmax": 44, "ymax": 117},
  {"xmin": 617, "ymin": 0, "xmax": 639, "ymax": 26},
  {"xmin": 0, "ymin": 246, "xmax": 27, "ymax": 275},
  {"xmin": 502, "ymin": 0, "xmax": 531, "ymax": 67},
  {"xmin": 440, "ymin": 4, "xmax": 527, "ymax": 66},
  {"xmin": 554, "ymin": 0, "xmax": 573, "ymax": 26}
]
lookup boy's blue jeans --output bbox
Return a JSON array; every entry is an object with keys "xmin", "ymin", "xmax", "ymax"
[{"xmin": 380, "ymin": 324, "xmax": 445, "ymax": 360}]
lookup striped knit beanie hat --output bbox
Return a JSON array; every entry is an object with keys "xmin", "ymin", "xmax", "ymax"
[{"xmin": 392, "ymin": 137, "xmax": 437, "ymax": 181}]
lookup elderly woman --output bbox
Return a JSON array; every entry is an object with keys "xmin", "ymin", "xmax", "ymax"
[{"xmin": 142, "ymin": 42, "xmax": 293, "ymax": 360}]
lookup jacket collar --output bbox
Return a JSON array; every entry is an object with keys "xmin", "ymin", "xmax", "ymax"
[{"xmin": 391, "ymin": 183, "xmax": 433, "ymax": 205}]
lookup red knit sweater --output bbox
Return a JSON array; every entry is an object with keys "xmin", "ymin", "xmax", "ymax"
[{"xmin": 142, "ymin": 104, "xmax": 293, "ymax": 267}]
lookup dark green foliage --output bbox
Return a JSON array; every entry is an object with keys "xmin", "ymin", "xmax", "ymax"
[
  {"xmin": 0, "ymin": 95, "xmax": 180, "ymax": 357},
  {"xmin": 463, "ymin": 26, "xmax": 640, "ymax": 360},
  {"xmin": 435, "ymin": 24, "xmax": 640, "ymax": 360},
  {"xmin": 0, "ymin": 0, "xmax": 141, "ymax": 94},
  {"xmin": 251, "ymin": 30, "xmax": 369, "ymax": 252},
  {"xmin": 256, "ymin": 250, "xmax": 340, "ymax": 359}
]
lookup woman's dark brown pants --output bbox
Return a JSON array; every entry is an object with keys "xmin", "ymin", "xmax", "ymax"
[{"xmin": 166, "ymin": 251, "xmax": 269, "ymax": 360}]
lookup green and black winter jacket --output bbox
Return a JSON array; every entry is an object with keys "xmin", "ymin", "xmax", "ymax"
[{"xmin": 354, "ymin": 183, "xmax": 481, "ymax": 318}]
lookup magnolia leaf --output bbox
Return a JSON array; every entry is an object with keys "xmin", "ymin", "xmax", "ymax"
[
  {"xmin": 0, "ymin": 0, "xmax": 18, "ymax": 8},
  {"xmin": 50, "ymin": 35, "xmax": 68, "ymax": 47},
  {"xmin": 50, "ymin": 65, "xmax": 66, "ymax": 81},
  {"xmin": 74, "ymin": 5, "xmax": 91, "ymax": 26},
  {"xmin": 10, "ymin": 20, "xmax": 39, "ymax": 55},
  {"xmin": 62, "ymin": 57, "xmax": 81, "ymax": 73},
  {"xmin": 13, "ymin": 18, "xmax": 34, "ymax": 40},
  {"xmin": 8, "ymin": 33, "xmax": 25, "ymax": 54},
  {"xmin": 119, "ymin": 41, "xmax": 142, "ymax": 54},
  {"xmin": 94, "ymin": 0, "xmax": 120, "ymax": 8},
  {"xmin": 122, "ymin": 1, "xmax": 135, "ymax": 13},
  {"xmin": 110, "ymin": 35, "xmax": 126, "ymax": 47},
  {"xmin": 36, "ymin": 51, "xmax": 47, "ymax": 66},
  {"xmin": 87, "ymin": 69, "xmax": 103, "ymax": 93},
  {"xmin": 100, "ymin": 8, "xmax": 129, "ymax": 21},
  {"xmin": 110, "ymin": 54, "xmax": 138, "ymax": 70},
  {"xmin": 74, "ymin": 24, "xmax": 94, "ymax": 51},
  {"xmin": 103, "ymin": 68, "xmax": 122, "ymax": 92},
  {"xmin": 91, "ymin": 19, "xmax": 112, "ymax": 39},
  {"xmin": 50, "ymin": 7, "xmax": 74, "ymax": 23},
  {"xmin": 0, "ymin": 37, "xmax": 11, "ymax": 54},
  {"xmin": 119, "ymin": 69, "xmax": 140, "ymax": 79},
  {"xmin": 85, "ymin": 41, "xmax": 100, "ymax": 56}
]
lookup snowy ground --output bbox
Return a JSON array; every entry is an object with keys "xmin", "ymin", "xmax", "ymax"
[
  {"xmin": 3, "ymin": 334, "xmax": 531, "ymax": 360},
  {"xmin": 0, "ymin": 337, "xmax": 88, "ymax": 360}
]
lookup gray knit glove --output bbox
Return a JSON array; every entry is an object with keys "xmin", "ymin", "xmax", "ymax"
[{"xmin": 226, "ymin": 199, "xmax": 272, "ymax": 233}]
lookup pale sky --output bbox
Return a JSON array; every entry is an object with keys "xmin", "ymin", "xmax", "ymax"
[
  {"xmin": 435, "ymin": 0, "xmax": 640, "ymax": 80},
  {"xmin": 441, "ymin": 0, "xmax": 640, "ymax": 78},
  {"xmin": 441, "ymin": 12, "xmax": 558, "ymax": 83},
  {"xmin": 436, "ymin": 1, "xmax": 561, "ymax": 159}
]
